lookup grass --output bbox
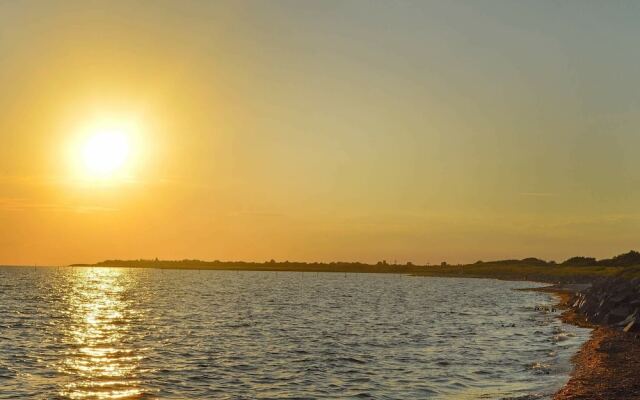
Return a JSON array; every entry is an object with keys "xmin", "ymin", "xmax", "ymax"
[{"xmin": 413, "ymin": 263, "xmax": 632, "ymax": 283}]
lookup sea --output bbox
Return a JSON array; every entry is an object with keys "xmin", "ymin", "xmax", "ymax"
[{"xmin": 0, "ymin": 267, "xmax": 590, "ymax": 399}]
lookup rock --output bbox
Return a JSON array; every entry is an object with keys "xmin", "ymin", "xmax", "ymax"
[
  {"xmin": 616, "ymin": 309, "xmax": 639, "ymax": 327},
  {"xmin": 612, "ymin": 306, "xmax": 631, "ymax": 315},
  {"xmin": 624, "ymin": 319, "xmax": 638, "ymax": 333},
  {"xmin": 571, "ymin": 276, "xmax": 640, "ymax": 331}
]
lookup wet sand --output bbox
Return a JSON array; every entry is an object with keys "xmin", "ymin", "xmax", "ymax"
[{"xmin": 534, "ymin": 286, "xmax": 640, "ymax": 399}]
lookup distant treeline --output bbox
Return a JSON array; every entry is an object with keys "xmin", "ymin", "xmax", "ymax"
[
  {"xmin": 75, "ymin": 258, "xmax": 432, "ymax": 274},
  {"xmin": 75, "ymin": 250, "xmax": 640, "ymax": 270},
  {"xmin": 562, "ymin": 251, "xmax": 640, "ymax": 267},
  {"xmin": 473, "ymin": 250, "xmax": 640, "ymax": 268}
]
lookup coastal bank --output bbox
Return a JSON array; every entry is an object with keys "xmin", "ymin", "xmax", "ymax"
[{"xmin": 541, "ymin": 279, "xmax": 640, "ymax": 399}]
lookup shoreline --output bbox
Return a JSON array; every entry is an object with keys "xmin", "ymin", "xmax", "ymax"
[{"xmin": 534, "ymin": 285, "xmax": 640, "ymax": 399}]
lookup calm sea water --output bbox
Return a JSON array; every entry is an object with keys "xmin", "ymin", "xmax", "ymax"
[{"xmin": 0, "ymin": 267, "xmax": 589, "ymax": 399}]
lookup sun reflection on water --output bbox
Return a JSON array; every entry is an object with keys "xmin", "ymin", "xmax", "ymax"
[{"xmin": 58, "ymin": 268, "xmax": 147, "ymax": 399}]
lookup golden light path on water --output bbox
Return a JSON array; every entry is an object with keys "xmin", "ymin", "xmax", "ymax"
[{"xmin": 58, "ymin": 268, "xmax": 146, "ymax": 399}]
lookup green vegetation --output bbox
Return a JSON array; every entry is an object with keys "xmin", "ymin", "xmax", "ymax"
[
  {"xmin": 72, "ymin": 251, "xmax": 640, "ymax": 283},
  {"xmin": 416, "ymin": 251, "xmax": 640, "ymax": 282},
  {"xmin": 414, "ymin": 262, "xmax": 638, "ymax": 283}
]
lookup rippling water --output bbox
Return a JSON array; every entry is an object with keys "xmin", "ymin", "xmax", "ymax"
[{"xmin": 0, "ymin": 267, "xmax": 589, "ymax": 399}]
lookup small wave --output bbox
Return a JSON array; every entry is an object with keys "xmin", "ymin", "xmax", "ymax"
[
  {"xmin": 336, "ymin": 357, "xmax": 367, "ymax": 364},
  {"xmin": 500, "ymin": 394, "xmax": 547, "ymax": 400},
  {"xmin": 529, "ymin": 362, "xmax": 552, "ymax": 375},
  {"xmin": 552, "ymin": 333, "xmax": 574, "ymax": 342}
]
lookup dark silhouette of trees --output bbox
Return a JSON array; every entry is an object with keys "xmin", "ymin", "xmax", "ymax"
[
  {"xmin": 562, "ymin": 256, "xmax": 597, "ymax": 266},
  {"xmin": 597, "ymin": 251, "xmax": 640, "ymax": 267}
]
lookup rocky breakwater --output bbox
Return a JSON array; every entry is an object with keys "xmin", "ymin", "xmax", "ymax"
[{"xmin": 571, "ymin": 277, "xmax": 640, "ymax": 333}]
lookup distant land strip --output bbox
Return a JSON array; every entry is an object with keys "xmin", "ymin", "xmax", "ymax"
[{"xmin": 71, "ymin": 250, "xmax": 640, "ymax": 283}]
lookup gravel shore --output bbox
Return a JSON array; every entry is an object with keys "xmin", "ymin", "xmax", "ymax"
[{"xmin": 534, "ymin": 286, "xmax": 640, "ymax": 399}]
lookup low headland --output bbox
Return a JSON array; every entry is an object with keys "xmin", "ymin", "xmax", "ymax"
[
  {"xmin": 73, "ymin": 250, "xmax": 640, "ymax": 282},
  {"xmin": 73, "ymin": 251, "xmax": 640, "ymax": 399}
]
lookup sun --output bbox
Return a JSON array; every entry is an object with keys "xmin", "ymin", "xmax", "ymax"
[
  {"xmin": 64, "ymin": 112, "xmax": 147, "ymax": 184},
  {"xmin": 82, "ymin": 130, "xmax": 130, "ymax": 177}
]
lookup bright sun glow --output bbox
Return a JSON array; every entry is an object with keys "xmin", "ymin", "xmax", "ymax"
[
  {"xmin": 65, "ymin": 113, "xmax": 147, "ymax": 184},
  {"xmin": 82, "ymin": 130, "xmax": 130, "ymax": 176}
]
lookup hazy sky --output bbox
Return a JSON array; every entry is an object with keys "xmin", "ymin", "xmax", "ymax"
[{"xmin": 1, "ymin": 1, "xmax": 639, "ymax": 265}]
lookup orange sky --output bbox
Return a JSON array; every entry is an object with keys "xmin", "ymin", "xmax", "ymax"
[{"xmin": 1, "ymin": 1, "xmax": 639, "ymax": 265}]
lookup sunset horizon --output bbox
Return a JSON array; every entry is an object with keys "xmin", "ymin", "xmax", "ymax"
[
  {"xmin": 3, "ymin": 2, "xmax": 640, "ymax": 267},
  {"xmin": 2, "ymin": 2, "xmax": 640, "ymax": 399}
]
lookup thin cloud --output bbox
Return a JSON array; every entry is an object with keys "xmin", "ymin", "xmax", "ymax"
[
  {"xmin": 228, "ymin": 211, "xmax": 285, "ymax": 218},
  {"xmin": 519, "ymin": 192, "xmax": 556, "ymax": 197},
  {"xmin": 0, "ymin": 198, "xmax": 118, "ymax": 213}
]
